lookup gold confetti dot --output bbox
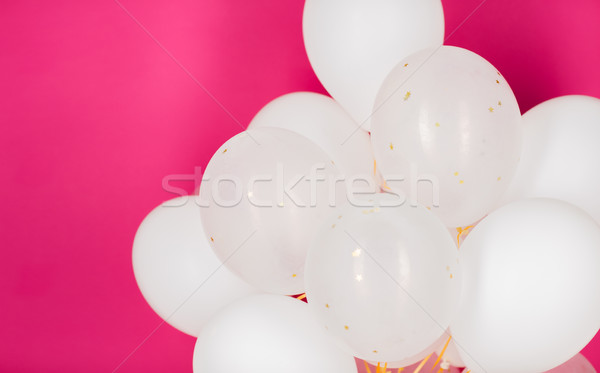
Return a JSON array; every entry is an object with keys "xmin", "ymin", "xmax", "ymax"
[
  {"xmin": 210, "ymin": 237, "xmax": 214, "ymax": 242},
  {"xmin": 404, "ymin": 63, "xmax": 409, "ymax": 67},
  {"xmin": 450, "ymin": 274, "xmax": 454, "ymax": 279},
  {"xmin": 435, "ymin": 122, "xmax": 441, "ymax": 127},
  {"xmin": 496, "ymin": 80, "xmax": 500, "ymax": 84},
  {"xmin": 325, "ymin": 304, "xmax": 330, "ymax": 309},
  {"xmin": 292, "ymin": 274, "xmax": 297, "ymax": 278},
  {"xmin": 426, "ymin": 206, "xmax": 431, "ymax": 210},
  {"xmin": 344, "ymin": 325, "xmax": 349, "ymax": 330},
  {"xmin": 488, "ymin": 107, "xmax": 494, "ymax": 113},
  {"xmin": 454, "ymin": 171, "xmax": 459, "ymax": 176},
  {"xmin": 222, "ymin": 148, "xmax": 228, "ymax": 153},
  {"xmin": 498, "ymin": 100, "xmax": 502, "ymax": 106},
  {"xmin": 404, "ymin": 91, "xmax": 411, "ymax": 101},
  {"xmin": 389, "ymin": 142, "xmax": 394, "ymax": 150},
  {"xmin": 497, "ymin": 176, "xmax": 502, "ymax": 181},
  {"xmin": 373, "ymin": 350, "xmax": 378, "ymax": 354},
  {"xmin": 459, "ymin": 180, "xmax": 464, "ymax": 184}
]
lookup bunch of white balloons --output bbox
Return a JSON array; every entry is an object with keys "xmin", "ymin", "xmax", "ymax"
[{"xmin": 132, "ymin": 1, "xmax": 600, "ymax": 372}]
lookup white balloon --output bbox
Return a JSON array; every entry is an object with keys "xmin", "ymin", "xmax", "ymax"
[
  {"xmin": 305, "ymin": 193, "xmax": 461, "ymax": 363},
  {"xmin": 302, "ymin": 0, "xmax": 444, "ymax": 131},
  {"xmin": 193, "ymin": 294, "xmax": 358, "ymax": 373},
  {"xmin": 248, "ymin": 92, "xmax": 377, "ymax": 187},
  {"xmin": 371, "ymin": 46, "xmax": 522, "ymax": 228},
  {"xmin": 500, "ymin": 95, "xmax": 600, "ymax": 223},
  {"xmin": 451, "ymin": 198, "xmax": 600, "ymax": 373},
  {"xmin": 132, "ymin": 196, "xmax": 259, "ymax": 336},
  {"xmin": 199, "ymin": 128, "xmax": 346, "ymax": 295}
]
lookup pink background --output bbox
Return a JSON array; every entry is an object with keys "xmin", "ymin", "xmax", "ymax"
[{"xmin": 2, "ymin": 0, "xmax": 600, "ymax": 371}]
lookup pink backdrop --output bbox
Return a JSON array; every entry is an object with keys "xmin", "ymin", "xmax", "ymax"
[{"xmin": 2, "ymin": 0, "xmax": 600, "ymax": 371}]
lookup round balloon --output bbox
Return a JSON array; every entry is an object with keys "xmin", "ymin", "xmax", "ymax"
[
  {"xmin": 193, "ymin": 294, "xmax": 358, "ymax": 373},
  {"xmin": 305, "ymin": 193, "xmax": 461, "ymax": 362},
  {"xmin": 500, "ymin": 95, "xmax": 600, "ymax": 223},
  {"xmin": 199, "ymin": 127, "xmax": 346, "ymax": 295},
  {"xmin": 451, "ymin": 198, "xmax": 600, "ymax": 373},
  {"xmin": 371, "ymin": 46, "xmax": 522, "ymax": 228},
  {"xmin": 132, "ymin": 196, "xmax": 259, "ymax": 336},
  {"xmin": 303, "ymin": 0, "xmax": 444, "ymax": 131},
  {"xmin": 248, "ymin": 92, "xmax": 377, "ymax": 188}
]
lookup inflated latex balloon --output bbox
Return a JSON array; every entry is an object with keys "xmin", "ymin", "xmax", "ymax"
[
  {"xmin": 199, "ymin": 128, "xmax": 345, "ymax": 295},
  {"xmin": 193, "ymin": 294, "xmax": 358, "ymax": 373},
  {"xmin": 303, "ymin": 0, "xmax": 444, "ymax": 131},
  {"xmin": 451, "ymin": 199, "xmax": 600, "ymax": 373},
  {"xmin": 248, "ymin": 92, "xmax": 376, "ymax": 187},
  {"xmin": 371, "ymin": 46, "xmax": 521, "ymax": 228},
  {"xmin": 305, "ymin": 193, "xmax": 461, "ymax": 363},
  {"xmin": 500, "ymin": 95, "xmax": 600, "ymax": 223},
  {"xmin": 132, "ymin": 196, "xmax": 259, "ymax": 336}
]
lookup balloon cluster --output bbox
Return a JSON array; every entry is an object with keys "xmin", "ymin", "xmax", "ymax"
[{"xmin": 132, "ymin": 1, "xmax": 600, "ymax": 372}]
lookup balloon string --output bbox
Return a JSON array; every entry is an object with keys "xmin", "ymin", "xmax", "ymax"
[
  {"xmin": 456, "ymin": 225, "xmax": 474, "ymax": 246},
  {"xmin": 381, "ymin": 178, "xmax": 391, "ymax": 190},
  {"xmin": 364, "ymin": 360, "xmax": 372, "ymax": 373},
  {"xmin": 431, "ymin": 335, "xmax": 452, "ymax": 370},
  {"xmin": 413, "ymin": 353, "xmax": 433, "ymax": 373}
]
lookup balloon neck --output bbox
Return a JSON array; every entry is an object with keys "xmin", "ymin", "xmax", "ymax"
[{"xmin": 441, "ymin": 359, "xmax": 451, "ymax": 370}]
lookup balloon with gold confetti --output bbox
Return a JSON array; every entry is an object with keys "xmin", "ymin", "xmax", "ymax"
[
  {"xmin": 371, "ymin": 46, "xmax": 522, "ymax": 228},
  {"xmin": 305, "ymin": 193, "xmax": 460, "ymax": 363},
  {"xmin": 199, "ymin": 127, "xmax": 347, "ymax": 295}
]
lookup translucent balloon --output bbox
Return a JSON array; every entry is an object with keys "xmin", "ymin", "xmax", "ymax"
[
  {"xmin": 248, "ymin": 92, "xmax": 377, "ymax": 187},
  {"xmin": 451, "ymin": 199, "xmax": 600, "ymax": 373},
  {"xmin": 199, "ymin": 128, "xmax": 346, "ymax": 295},
  {"xmin": 302, "ymin": 0, "xmax": 444, "ymax": 131},
  {"xmin": 305, "ymin": 193, "xmax": 461, "ymax": 363},
  {"xmin": 500, "ymin": 95, "xmax": 600, "ymax": 223},
  {"xmin": 193, "ymin": 294, "xmax": 358, "ymax": 373},
  {"xmin": 132, "ymin": 196, "xmax": 259, "ymax": 336},
  {"xmin": 371, "ymin": 46, "xmax": 522, "ymax": 228}
]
